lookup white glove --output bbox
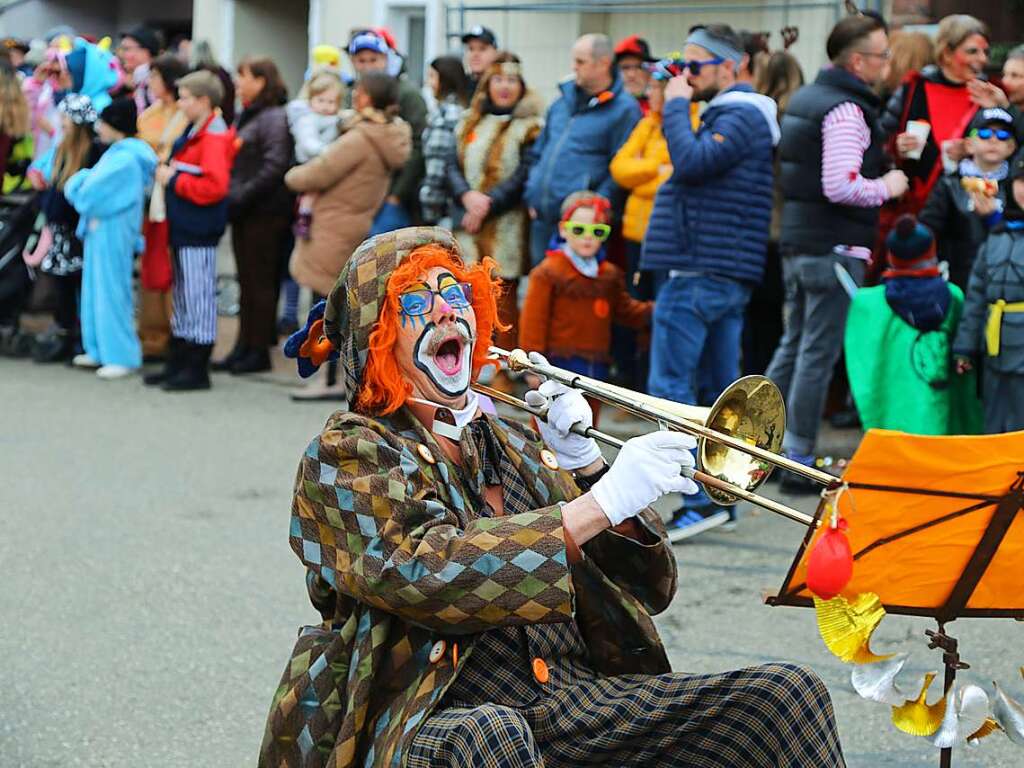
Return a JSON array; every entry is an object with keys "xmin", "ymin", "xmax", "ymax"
[
  {"xmin": 524, "ymin": 377, "xmax": 603, "ymax": 470},
  {"xmin": 591, "ymin": 431, "xmax": 700, "ymax": 526}
]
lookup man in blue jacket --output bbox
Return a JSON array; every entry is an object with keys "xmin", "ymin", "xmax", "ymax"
[
  {"xmin": 525, "ymin": 33, "xmax": 641, "ymax": 265},
  {"xmin": 641, "ymin": 24, "xmax": 779, "ymax": 540}
]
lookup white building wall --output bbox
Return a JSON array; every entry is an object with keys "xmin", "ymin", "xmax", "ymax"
[
  {"xmin": 231, "ymin": 0, "xmax": 309, "ymax": 93},
  {"xmin": 191, "ymin": 1, "xmax": 861, "ymax": 110},
  {"xmin": 0, "ymin": 0, "xmax": 192, "ymax": 41}
]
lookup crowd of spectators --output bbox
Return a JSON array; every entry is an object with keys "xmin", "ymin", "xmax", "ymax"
[{"xmin": 1, "ymin": 12, "xmax": 1023, "ymax": 541}]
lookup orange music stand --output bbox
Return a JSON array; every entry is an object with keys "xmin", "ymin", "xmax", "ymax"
[{"xmin": 769, "ymin": 429, "xmax": 1024, "ymax": 767}]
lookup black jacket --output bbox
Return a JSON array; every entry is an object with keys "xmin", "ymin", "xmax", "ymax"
[
  {"xmin": 919, "ymin": 171, "xmax": 1010, "ymax": 291},
  {"xmin": 229, "ymin": 102, "xmax": 294, "ymax": 220},
  {"xmin": 778, "ymin": 67, "xmax": 886, "ymax": 253}
]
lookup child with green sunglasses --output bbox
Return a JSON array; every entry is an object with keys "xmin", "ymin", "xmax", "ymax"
[{"xmin": 519, "ymin": 190, "xmax": 653, "ymax": 424}]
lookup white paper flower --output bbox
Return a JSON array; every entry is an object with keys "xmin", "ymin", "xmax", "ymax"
[
  {"xmin": 851, "ymin": 652, "xmax": 909, "ymax": 705},
  {"xmin": 927, "ymin": 684, "xmax": 989, "ymax": 748},
  {"xmin": 993, "ymin": 680, "xmax": 1024, "ymax": 746}
]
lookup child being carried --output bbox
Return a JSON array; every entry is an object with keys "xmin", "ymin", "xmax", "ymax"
[{"xmin": 287, "ymin": 71, "xmax": 345, "ymax": 240}]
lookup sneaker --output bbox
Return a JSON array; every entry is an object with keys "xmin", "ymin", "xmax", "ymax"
[
  {"xmin": 72, "ymin": 353, "xmax": 100, "ymax": 368},
  {"xmin": 778, "ymin": 450, "xmax": 826, "ymax": 496},
  {"xmin": 666, "ymin": 507, "xmax": 730, "ymax": 543},
  {"xmin": 96, "ymin": 364, "xmax": 135, "ymax": 379},
  {"xmin": 229, "ymin": 347, "xmax": 272, "ymax": 375}
]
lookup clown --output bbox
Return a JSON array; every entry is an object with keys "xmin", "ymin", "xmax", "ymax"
[{"xmin": 262, "ymin": 227, "xmax": 845, "ymax": 768}]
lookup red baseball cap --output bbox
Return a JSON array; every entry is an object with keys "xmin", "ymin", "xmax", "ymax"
[{"xmin": 614, "ymin": 35, "xmax": 656, "ymax": 63}]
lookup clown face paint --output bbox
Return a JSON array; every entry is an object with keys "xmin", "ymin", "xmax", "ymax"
[{"xmin": 395, "ymin": 266, "xmax": 478, "ymax": 407}]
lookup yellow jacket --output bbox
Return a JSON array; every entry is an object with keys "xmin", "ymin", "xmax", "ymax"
[{"xmin": 610, "ymin": 113, "xmax": 671, "ymax": 243}]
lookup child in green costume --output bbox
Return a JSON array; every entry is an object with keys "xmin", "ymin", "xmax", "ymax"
[{"xmin": 845, "ymin": 215, "xmax": 982, "ymax": 434}]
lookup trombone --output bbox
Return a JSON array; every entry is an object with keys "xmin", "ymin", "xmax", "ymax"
[{"xmin": 474, "ymin": 347, "xmax": 839, "ymax": 528}]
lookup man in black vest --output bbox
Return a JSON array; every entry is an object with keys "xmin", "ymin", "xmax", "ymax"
[{"xmin": 766, "ymin": 13, "xmax": 908, "ymax": 493}]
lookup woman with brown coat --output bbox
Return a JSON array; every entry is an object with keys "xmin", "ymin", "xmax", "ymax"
[{"xmin": 286, "ymin": 71, "xmax": 411, "ymax": 400}]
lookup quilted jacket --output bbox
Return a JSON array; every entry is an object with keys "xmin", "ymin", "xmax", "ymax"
[
  {"xmin": 523, "ymin": 74, "xmax": 641, "ymax": 224},
  {"xmin": 641, "ymin": 83, "xmax": 779, "ymax": 285},
  {"xmin": 609, "ymin": 113, "xmax": 671, "ymax": 243},
  {"xmin": 259, "ymin": 227, "xmax": 677, "ymax": 768}
]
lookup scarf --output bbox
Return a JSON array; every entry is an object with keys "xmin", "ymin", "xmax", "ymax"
[
  {"xmin": 460, "ymin": 418, "xmax": 535, "ymax": 518},
  {"xmin": 958, "ymin": 157, "xmax": 1009, "ymax": 181},
  {"xmin": 563, "ymin": 245, "xmax": 599, "ymax": 278},
  {"xmin": 884, "ymin": 276, "xmax": 951, "ymax": 332}
]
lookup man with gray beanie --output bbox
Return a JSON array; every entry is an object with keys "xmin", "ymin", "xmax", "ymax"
[{"xmin": 641, "ymin": 23, "xmax": 780, "ymax": 540}]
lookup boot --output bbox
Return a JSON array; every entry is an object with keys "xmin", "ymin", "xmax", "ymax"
[
  {"xmin": 144, "ymin": 337, "xmax": 186, "ymax": 386},
  {"xmin": 162, "ymin": 342, "xmax": 212, "ymax": 391},
  {"xmin": 33, "ymin": 327, "xmax": 76, "ymax": 363},
  {"xmin": 290, "ymin": 361, "xmax": 348, "ymax": 402},
  {"xmin": 230, "ymin": 346, "xmax": 272, "ymax": 375},
  {"xmin": 211, "ymin": 341, "xmax": 248, "ymax": 372}
]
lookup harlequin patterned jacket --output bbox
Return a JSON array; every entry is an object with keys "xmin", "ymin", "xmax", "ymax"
[{"xmin": 258, "ymin": 227, "xmax": 677, "ymax": 768}]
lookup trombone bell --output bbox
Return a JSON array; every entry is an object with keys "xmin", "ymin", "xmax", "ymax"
[
  {"xmin": 590, "ymin": 377, "xmax": 784, "ymax": 505},
  {"xmin": 699, "ymin": 377, "xmax": 785, "ymax": 504}
]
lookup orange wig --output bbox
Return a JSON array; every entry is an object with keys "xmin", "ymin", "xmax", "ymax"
[{"xmin": 356, "ymin": 244, "xmax": 508, "ymax": 415}]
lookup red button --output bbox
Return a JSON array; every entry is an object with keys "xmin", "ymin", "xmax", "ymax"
[{"xmin": 532, "ymin": 657, "xmax": 549, "ymax": 684}]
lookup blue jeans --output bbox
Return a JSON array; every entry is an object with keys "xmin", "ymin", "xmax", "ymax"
[
  {"xmin": 549, "ymin": 355, "xmax": 610, "ymax": 380},
  {"xmin": 369, "ymin": 201, "xmax": 412, "ymax": 237},
  {"xmin": 648, "ymin": 274, "xmax": 751, "ymax": 510},
  {"xmin": 648, "ymin": 274, "xmax": 751, "ymax": 406}
]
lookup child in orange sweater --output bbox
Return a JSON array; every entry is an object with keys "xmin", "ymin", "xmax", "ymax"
[{"xmin": 519, "ymin": 190, "xmax": 652, "ymax": 423}]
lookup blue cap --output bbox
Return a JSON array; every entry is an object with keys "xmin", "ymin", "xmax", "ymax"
[{"xmin": 347, "ymin": 31, "xmax": 389, "ymax": 57}]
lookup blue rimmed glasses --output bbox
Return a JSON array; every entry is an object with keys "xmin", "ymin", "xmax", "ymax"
[{"xmin": 399, "ymin": 282, "xmax": 473, "ymax": 317}]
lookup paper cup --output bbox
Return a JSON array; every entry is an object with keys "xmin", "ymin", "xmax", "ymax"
[{"xmin": 904, "ymin": 120, "xmax": 930, "ymax": 160}]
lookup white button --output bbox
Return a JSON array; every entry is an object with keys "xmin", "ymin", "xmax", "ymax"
[
  {"xmin": 417, "ymin": 444, "xmax": 436, "ymax": 464},
  {"xmin": 429, "ymin": 640, "xmax": 447, "ymax": 664}
]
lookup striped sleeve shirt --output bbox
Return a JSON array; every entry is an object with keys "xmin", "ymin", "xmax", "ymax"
[{"xmin": 821, "ymin": 101, "xmax": 889, "ymax": 259}]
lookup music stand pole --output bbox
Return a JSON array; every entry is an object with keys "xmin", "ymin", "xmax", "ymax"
[{"xmin": 926, "ymin": 625, "xmax": 968, "ymax": 768}]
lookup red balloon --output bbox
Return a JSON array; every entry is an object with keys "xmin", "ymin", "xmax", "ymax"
[{"xmin": 807, "ymin": 519, "xmax": 853, "ymax": 600}]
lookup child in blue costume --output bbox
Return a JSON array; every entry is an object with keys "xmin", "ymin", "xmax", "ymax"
[{"xmin": 66, "ymin": 97, "xmax": 157, "ymax": 378}]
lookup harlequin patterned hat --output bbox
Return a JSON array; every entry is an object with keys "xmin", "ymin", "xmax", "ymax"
[
  {"xmin": 57, "ymin": 92, "xmax": 98, "ymax": 126},
  {"xmin": 323, "ymin": 226, "xmax": 462, "ymax": 398}
]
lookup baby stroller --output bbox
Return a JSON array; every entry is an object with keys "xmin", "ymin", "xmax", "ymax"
[{"xmin": 0, "ymin": 190, "xmax": 42, "ymax": 355}]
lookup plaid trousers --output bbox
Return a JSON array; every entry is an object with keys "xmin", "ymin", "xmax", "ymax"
[
  {"xmin": 406, "ymin": 662, "xmax": 845, "ymax": 767},
  {"xmin": 409, "ymin": 423, "xmax": 845, "ymax": 766}
]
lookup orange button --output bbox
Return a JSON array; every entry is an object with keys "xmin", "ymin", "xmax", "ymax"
[
  {"xmin": 452, "ymin": 642, "xmax": 459, "ymax": 668},
  {"xmin": 532, "ymin": 657, "xmax": 550, "ymax": 684}
]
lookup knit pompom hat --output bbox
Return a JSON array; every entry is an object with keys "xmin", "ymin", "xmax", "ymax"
[{"xmin": 886, "ymin": 215, "xmax": 937, "ymax": 272}]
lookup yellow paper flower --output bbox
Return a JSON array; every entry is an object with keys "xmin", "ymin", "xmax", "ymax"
[
  {"xmin": 814, "ymin": 592, "xmax": 893, "ymax": 664},
  {"xmin": 892, "ymin": 672, "xmax": 947, "ymax": 736},
  {"xmin": 967, "ymin": 718, "xmax": 1002, "ymax": 744}
]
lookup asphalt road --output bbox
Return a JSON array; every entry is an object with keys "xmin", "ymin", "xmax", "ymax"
[{"xmin": 1, "ymin": 357, "xmax": 1019, "ymax": 767}]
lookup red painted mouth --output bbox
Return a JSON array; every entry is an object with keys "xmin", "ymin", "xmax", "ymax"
[{"xmin": 434, "ymin": 338, "xmax": 463, "ymax": 376}]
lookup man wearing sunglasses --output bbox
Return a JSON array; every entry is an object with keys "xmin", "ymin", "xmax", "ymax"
[
  {"xmin": 641, "ymin": 23, "xmax": 781, "ymax": 539},
  {"xmin": 921, "ymin": 107, "xmax": 1017, "ymax": 290}
]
